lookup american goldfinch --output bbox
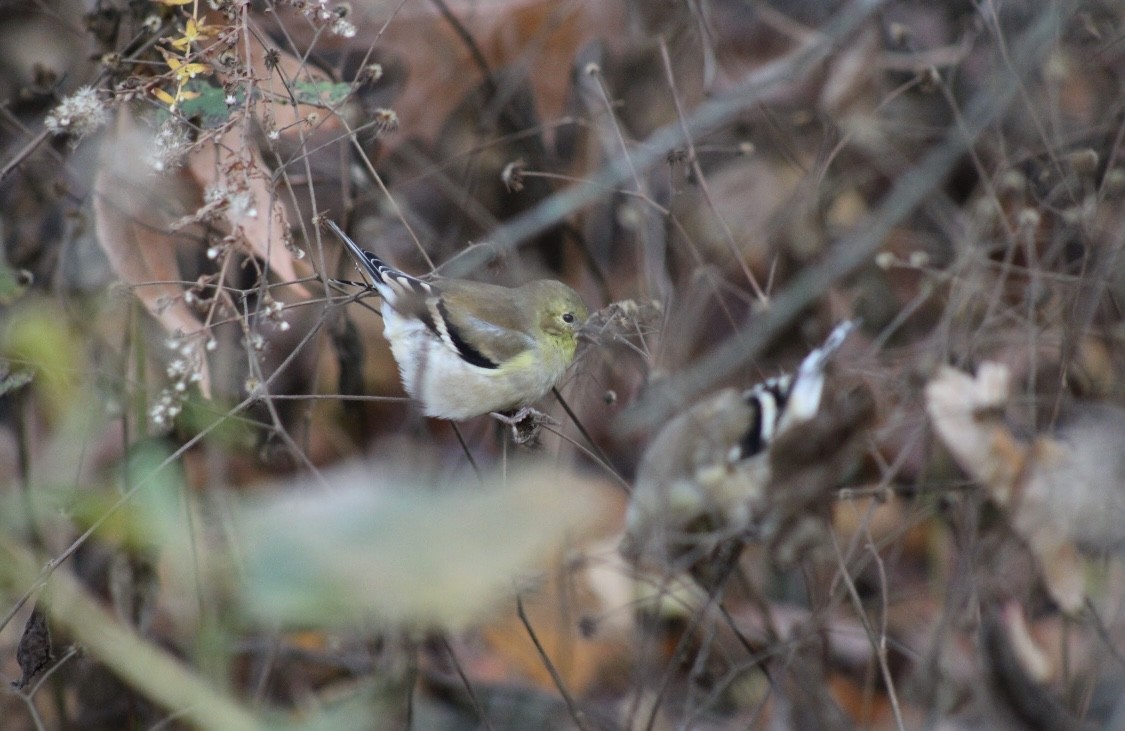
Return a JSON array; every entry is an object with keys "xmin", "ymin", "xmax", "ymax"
[
  {"xmin": 623, "ymin": 320, "xmax": 858, "ymax": 564},
  {"xmin": 327, "ymin": 220, "xmax": 589, "ymax": 421}
]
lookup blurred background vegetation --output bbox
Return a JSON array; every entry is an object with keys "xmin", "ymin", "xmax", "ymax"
[{"xmin": 3, "ymin": 0, "xmax": 1125, "ymax": 729}]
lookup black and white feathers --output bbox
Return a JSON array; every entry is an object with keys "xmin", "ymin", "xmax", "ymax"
[
  {"xmin": 332, "ymin": 219, "xmax": 503, "ymax": 371},
  {"xmin": 622, "ymin": 320, "xmax": 858, "ymax": 562}
]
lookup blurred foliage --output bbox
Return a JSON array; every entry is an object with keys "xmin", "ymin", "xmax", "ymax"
[
  {"xmin": 2, "ymin": 300, "xmax": 83, "ymax": 423},
  {"xmin": 237, "ymin": 464, "xmax": 602, "ymax": 630}
]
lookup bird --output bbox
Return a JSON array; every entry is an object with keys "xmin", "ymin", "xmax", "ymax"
[
  {"xmin": 622, "ymin": 320, "xmax": 859, "ymax": 565},
  {"xmin": 325, "ymin": 219, "xmax": 589, "ymax": 422}
]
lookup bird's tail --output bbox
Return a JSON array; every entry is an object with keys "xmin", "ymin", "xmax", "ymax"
[
  {"xmin": 324, "ymin": 218, "xmax": 390, "ymax": 287},
  {"xmin": 738, "ymin": 319, "xmax": 859, "ymax": 458},
  {"xmin": 778, "ymin": 319, "xmax": 858, "ymax": 430}
]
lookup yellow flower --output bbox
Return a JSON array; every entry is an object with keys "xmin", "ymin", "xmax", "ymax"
[
  {"xmin": 170, "ymin": 18, "xmax": 214, "ymax": 50},
  {"xmin": 162, "ymin": 51, "xmax": 210, "ymax": 82}
]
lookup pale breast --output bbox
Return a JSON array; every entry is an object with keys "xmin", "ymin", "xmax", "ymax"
[{"xmin": 382, "ymin": 307, "xmax": 569, "ymax": 420}]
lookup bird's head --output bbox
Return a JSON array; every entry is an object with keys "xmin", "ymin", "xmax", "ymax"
[{"xmin": 528, "ymin": 281, "xmax": 588, "ymax": 357}]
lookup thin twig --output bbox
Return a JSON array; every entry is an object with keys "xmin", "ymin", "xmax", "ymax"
[
  {"xmin": 440, "ymin": 636, "xmax": 496, "ymax": 731},
  {"xmin": 515, "ymin": 596, "xmax": 590, "ymax": 731},
  {"xmin": 450, "ymin": 421, "xmax": 482, "ymax": 480},
  {"xmin": 551, "ymin": 387, "xmax": 616, "ymax": 474},
  {"xmin": 829, "ymin": 530, "xmax": 906, "ymax": 731},
  {"xmin": 657, "ymin": 37, "xmax": 767, "ymax": 303},
  {"xmin": 442, "ymin": 0, "xmax": 888, "ymax": 280},
  {"xmin": 618, "ymin": 2, "xmax": 1070, "ymax": 435}
]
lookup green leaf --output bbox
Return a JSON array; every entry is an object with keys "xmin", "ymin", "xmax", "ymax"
[
  {"xmin": 177, "ymin": 81, "xmax": 241, "ymax": 128},
  {"xmin": 67, "ymin": 439, "xmax": 187, "ymax": 554},
  {"xmin": 236, "ymin": 463, "xmax": 602, "ymax": 631},
  {"xmin": 2, "ymin": 300, "xmax": 83, "ymax": 421},
  {"xmin": 291, "ymin": 80, "xmax": 351, "ymax": 108}
]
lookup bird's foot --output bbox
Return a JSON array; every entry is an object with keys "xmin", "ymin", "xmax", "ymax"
[{"xmin": 490, "ymin": 407, "xmax": 558, "ymax": 447}]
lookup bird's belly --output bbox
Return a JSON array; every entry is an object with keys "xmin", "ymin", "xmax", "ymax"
[{"xmin": 383, "ymin": 312, "xmax": 563, "ymax": 420}]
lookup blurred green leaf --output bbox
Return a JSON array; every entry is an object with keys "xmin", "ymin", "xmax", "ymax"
[
  {"xmin": 292, "ymin": 80, "xmax": 351, "ymax": 107},
  {"xmin": 236, "ymin": 463, "xmax": 602, "ymax": 631},
  {"xmin": 2, "ymin": 299, "xmax": 83, "ymax": 421},
  {"xmin": 67, "ymin": 439, "xmax": 186, "ymax": 554},
  {"xmin": 124, "ymin": 438, "xmax": 187, "ymax": 547},
  {"xmin": 177, "ymin": 81, "xmax": 239, "ymax": 128}
]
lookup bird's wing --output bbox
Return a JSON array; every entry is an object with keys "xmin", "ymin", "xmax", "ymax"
[
  {"xmin": 327, "ymin": 219, "xmax": 536, "ymax": 369},
  {"xmin": 735, "ymin": 375, "xmax": 794, "ymax": 461},
  {"xmin": 733, "ymin": 319, "xmax": 858, "ymax": 460},
  {"xmin": 436, "ymin": 282, "xmax": 537, "ymax": 367}
]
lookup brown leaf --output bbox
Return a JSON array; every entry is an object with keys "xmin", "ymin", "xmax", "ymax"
[
  {"xmin": 924, "ymin": 363, "xmax": 1026, "ymax": 501},
  {"xmin": 93, "ymin": 111, "xmax": 213, "ymax": 397},
  {"xmin": 344, "ymin": 1, "xmax": 627, "ymax": 147},
  {"xmin": 13, "ymin": 604, "xmax": 52, "ymax": 690},
  {"xmin": 924, "ymin": 363, "xmax": 1089, "ymax": 613},
  {"xmin": 184, "ymin": 124, "xmax": 303, "ymax": 290}
]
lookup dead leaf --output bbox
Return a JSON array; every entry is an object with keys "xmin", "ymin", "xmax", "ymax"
[
  {"xmin": 13, "ymin": 604, "xmax": 52, "ymax": 690},
  {"xmin": 924, "ymin": 362, "xmax": 1091, "ymax": 613},
  {"xmin": 924, "ymin": 363, "xmax": 1025, "ymax": 502},
  {"xmin": 341, "ymin": 1, "xmax": 628, "ymax": 148},
  {"xmin": 93, "ymin": 110, "xmax": 213, "ymax": 397},
  {"xmin": 184, "ymin": 124, "xmax": 302, "ymax": 289}
]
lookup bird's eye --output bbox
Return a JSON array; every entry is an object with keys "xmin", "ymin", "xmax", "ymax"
[{"xmin": 562, "ymin": 312, "xmax": 576, "ymax": 324}]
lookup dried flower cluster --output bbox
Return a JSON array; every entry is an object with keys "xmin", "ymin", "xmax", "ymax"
[
  {"xmin": 150, "ymin": 336, "xmax": 207, "ymax": 428},
  {"xmin": 44, "ymin": 86, "xmax": 108, "ymax": 140}
]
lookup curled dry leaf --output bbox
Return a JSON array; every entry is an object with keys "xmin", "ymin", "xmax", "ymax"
[
  {"xmin": 924, "ymin": 362, "xmax": 1089, "ymax": 613},
  {"xmin": 184, "ymin": 123, "xmax": 301, "ymax": 287},
  {"xmin": 13, "ymin": 604, "xmax": 52, "ymax": 691},
  {"xmin": 924, "ymin": 363, "xmax": 1023, "ymax": 501},
  {"xmin": 981, "ymin": 601, "xmax": 1086, "ymax": 731},
  {"xmin": 999, "ymin": 600, "xmax": 1052, "ymax": 684},
  {"xmin": 194, "ymin": 29, "xmax": 326, "ymax": 291},
  {"xmin": 95, "ymin": 92, "xmax": 311, "ymax": 400},
  {"xmin": 93, "ymin": 110, "xmax": 213, "ymax": 397}
]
